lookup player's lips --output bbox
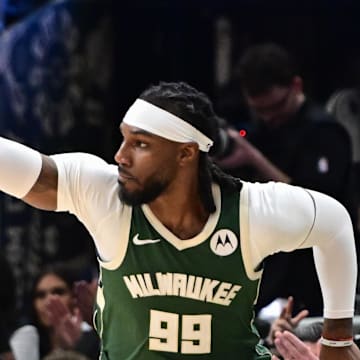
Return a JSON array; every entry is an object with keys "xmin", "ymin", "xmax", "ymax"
[{"xmin": 118, "ymin": 169, "xmax": 136, "ymax": 182}]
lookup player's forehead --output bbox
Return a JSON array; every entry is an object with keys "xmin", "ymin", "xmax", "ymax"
[
  {"xmin": 119, "ymin": 122, "xmax": 174, "ymax": 146},
  {"xmin": 119, "ymin": 122, "xmax": 154, "ymax": 137}
]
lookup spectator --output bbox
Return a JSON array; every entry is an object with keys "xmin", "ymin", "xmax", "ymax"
[
  {"xmin": 264, "ymin": 296, "xmax": 309, "ymax": 350},
  {"xmin": 73, "ymin": 278, "xmax": 98, "ymax": 327},
  {"xmin": 10, "ymin": 264, "xmax": 99, "ymax": 360},
  {"xmin": 272, "ymin": 328, "xmax": 321, "ymax": 360},
  {"xmin": 216, "ymin": 42, "xmax": 354, "ymax": 316}
]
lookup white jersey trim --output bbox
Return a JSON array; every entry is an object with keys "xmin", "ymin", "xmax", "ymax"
[
  {"xmin": 239, "ymin": 182, "xmax": 263, "ymax": 281},
  {"xmin": 141, "ymin": 183, "xmax": 221, "ymax": 250},
  {"xmin": 98, "ymin": 204, "xmax": 133, "ymax": 270}
]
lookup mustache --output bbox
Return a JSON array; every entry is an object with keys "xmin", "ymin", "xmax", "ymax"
[{"xmin": 118, "ymin": 166, "xmax": 138, "ymax": 182}]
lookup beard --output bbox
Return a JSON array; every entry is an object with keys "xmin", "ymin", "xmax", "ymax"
[{"xmin": 118, "ymin": 177, "xmax": 170, "ymax": 206}]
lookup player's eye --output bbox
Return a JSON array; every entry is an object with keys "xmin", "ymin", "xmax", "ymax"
[{"xmin": 135, "ymin": 141, "xmax": 148, "ymax": 148}]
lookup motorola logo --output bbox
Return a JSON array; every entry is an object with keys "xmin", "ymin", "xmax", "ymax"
[{"xmin": 210, "ymin": 229, "xmax": 238, "ymax": 256}]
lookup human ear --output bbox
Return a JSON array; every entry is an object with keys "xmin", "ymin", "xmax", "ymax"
[{"xmin": 178, "ymin": 143, "xmax": 198, "ymax": 165}]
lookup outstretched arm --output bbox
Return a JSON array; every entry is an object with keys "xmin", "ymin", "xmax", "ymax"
[
  {"xmin": 0, "ymin": 136, "xmax": 58, "ymax": 210},
  {"xmin": 243, "ymin": 182, "xmax": 359, "ymax": 360},
  {"xmin": 22, "ymin": 154, "xmax": 58, "ymax": 210}
]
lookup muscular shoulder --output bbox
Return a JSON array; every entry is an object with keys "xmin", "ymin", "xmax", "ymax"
[
  {"xmin": 51, "ymin": 152, "xmax": 118, "ymax": 213},
  {"xmin": 241, "ymin": 181, "xmax": 316, "ymax": 250},
  {"xmin": 243, "ymin": 180, "xmax": 313, "ymax": 212},
  {"xmin": 51, "ymin": 152, "xmax": 117, "ymax": 182}
]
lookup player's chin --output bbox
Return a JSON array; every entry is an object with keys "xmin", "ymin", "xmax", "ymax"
[
  {"xmin": 118, "ymin": 179, "xmax": 141, "ymax": 193},
  {"xmin": 118, "ymin": 185, "xmax": 143, "ymax": 206}
]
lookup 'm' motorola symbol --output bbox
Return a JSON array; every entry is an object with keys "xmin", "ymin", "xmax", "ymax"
[{"xmin": 210, "ymin": 229, "xmax": 238, "ymax": 256}]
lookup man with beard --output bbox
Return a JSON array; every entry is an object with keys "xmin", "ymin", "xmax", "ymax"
[{"xmin": 0, "ymin": 81, "xmax": 358, "ymax": 360}]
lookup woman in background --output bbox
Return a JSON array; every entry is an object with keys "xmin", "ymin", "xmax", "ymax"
[{"xmin": 10, "ymin": 264, "xmax": 99, "ymax": 360}]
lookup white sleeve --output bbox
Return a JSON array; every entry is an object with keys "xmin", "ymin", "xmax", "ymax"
[
  {"xmin": 51, "ymin": 153, "xmax": 123, "ymax": 259},
  {"xmin": 306, "ymin": 189, "xmax": 357, "ymax": 318},
  {"xmin": 242, "ymin": 181, "xmax": 357, "ymax": 319},
  {"xmin": 0, "ymin": 137, "xmax": 42, "ymax": 198},
  {"xmin": 51, "ymin": 152, "xmax": 116, "ymax": 212}
]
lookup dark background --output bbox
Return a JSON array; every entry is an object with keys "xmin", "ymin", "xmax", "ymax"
[{"xmin": 0, "ymin": 0, "xmax": 359, "ymax": 312}]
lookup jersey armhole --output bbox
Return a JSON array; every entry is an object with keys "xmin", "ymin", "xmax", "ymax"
[
  {"xmin": 239, "ymin": 182, "xmax": 263, "ymax": 281},
  {"xmin": 98, "ymin": 205, "xmax": 133, "ymax": 270}
]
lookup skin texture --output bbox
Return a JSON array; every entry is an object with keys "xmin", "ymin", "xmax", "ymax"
[
  {"xmin": 115, "ymin": 124, "xmax": 182, "ymax": 206},
  {"xmin": 114, "ymin": 123, "xmax": 209, "ymax": 239}
]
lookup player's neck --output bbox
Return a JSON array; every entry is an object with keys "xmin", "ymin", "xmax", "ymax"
[{"xmin": 148, "ymin": 181, "xmax": 209, "ymax": 240}]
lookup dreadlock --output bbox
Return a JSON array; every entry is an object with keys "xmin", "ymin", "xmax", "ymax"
[{"xmin": 139, "ymin": 81, "xmax": 242, "ymax": 213}]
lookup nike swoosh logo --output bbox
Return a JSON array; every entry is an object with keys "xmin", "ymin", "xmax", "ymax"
[{"xmin": 132, "ymin": 233, "xmax": 161, "ymax": 245}]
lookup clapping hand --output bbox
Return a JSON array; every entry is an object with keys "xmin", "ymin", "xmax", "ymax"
[
  {"xmin": 272, "ymin": 330, "xmax": 319, "ymax": 360},
  {"xmin": 46, "ymin": 295, "xmax": 83, "ymax": 348}
]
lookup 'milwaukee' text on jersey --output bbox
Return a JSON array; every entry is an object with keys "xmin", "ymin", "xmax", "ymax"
[
  {"xmin": 93, "ymin": 185, "xmax": 272, "ymax": 359},
  {"xmin": 123, "ymin": 272, "xmax": 242, "ymax": 306},
  {"xmin": 52, "ymin": 155, "xmax": 354, "ymax": 359}
]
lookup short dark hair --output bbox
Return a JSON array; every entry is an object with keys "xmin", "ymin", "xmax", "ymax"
[
  {"xmin": 236, "ymin": 43, "xmax": 297, "ymax": 96},
  {"xmin": 139, "ymin": 81, "xmax": 242, "ymax": 213}
]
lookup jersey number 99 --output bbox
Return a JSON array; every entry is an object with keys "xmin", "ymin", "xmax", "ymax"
[{"xmin": 149, "ymin": 309, "xmax": 212, "ymax": 354}]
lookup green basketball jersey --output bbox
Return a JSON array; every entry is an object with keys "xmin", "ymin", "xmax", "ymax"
[{"xmin": 94, "ymin": 186, "xmax": 271, "ymax": 359}]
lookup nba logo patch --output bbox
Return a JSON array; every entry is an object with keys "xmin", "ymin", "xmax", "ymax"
[{"xmin": 210, "ymin": 229, "xmax": 238, "ymax": 256}]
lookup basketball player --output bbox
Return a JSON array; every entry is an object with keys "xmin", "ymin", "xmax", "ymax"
[{"xmin": 0, "ymin": 82, "xmax": 358, "ymax": 359}]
